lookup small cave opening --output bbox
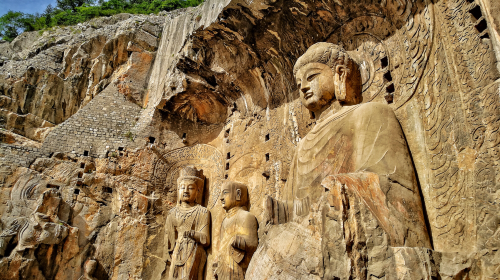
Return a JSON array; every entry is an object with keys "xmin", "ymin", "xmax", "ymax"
[
  {"xmin": 78, "ymin": 172, "xmax": 83, "ymax": 178},
  {"xmin": 149, "ymin": 137, "xmax": 156, "ymax": 144},
  {"xmin": 469, "ymin": 5, "xmax": 483, "ymax": 21},
  {"xmin": 74, "ymin": 189, "xmax": 80, "ymax": 195},
  {"xmin": 266, "ymin": 153, "xmax": 270, "ymax": 161},
  {"xmin": 80, "ymin": 163, "xmax": 85, "ymax": 169},
  {"xmin": 475, "ymin": 19, "xmax": 488, "ymax": 34},
  {"xmin": 47, "ymin": 184, "xmax": 59, "ymax": 190},
  {"xmin": 227, "ymin": 152, "xmax": 230, "ymax": 160},
  {"xmin": 383, "ymin": 71, "xmax": 393, "ymax": 82},
  {"xmin": 386, "ymin": 84, "xmax": 395, "ymax": 94},
  {"xmin": 104, "ymin": 187, "xmax": 113, "ymax": 194},
  {"xmin": 381, "ymin": 57, "xmax": 389, "ymax": 68},
  {"xmin": 265, "ymin": 134, "xmax": 270, "ymax": 142},
  {"xmin": 83, "ymin": 151, "xmax": 89, "ymax": 156},
  {"xmin": 226, "ymin": 162, "xmax": 230, "ymax": 170}
]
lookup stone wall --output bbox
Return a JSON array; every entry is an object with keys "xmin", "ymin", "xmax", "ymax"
[
  {"xmin": 41, "ymin": 87, "xmax": 142, "ymax": 158},
  {"xmin": 0, "ymin": 143, "xmax": 49, "ymax": 167}
]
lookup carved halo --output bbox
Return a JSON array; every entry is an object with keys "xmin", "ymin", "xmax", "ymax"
[
  {"xmin": 325, "ymin": 0, "xmax": 434, "ymax": 108},
  {"xmin": 152, "ymin": 144, "xmax": 224, "ymax": 210}
]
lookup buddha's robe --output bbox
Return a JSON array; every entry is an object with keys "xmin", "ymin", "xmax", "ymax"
[
  {"xmin": 214, "ymin": 207, "xmax": 258, "ymax": 280},
  {"xmin": 165, "ymin": 205, "xmax": 210, "ymax": 280},
  {"xmin": 284, "ymin": 102, "xmax": 431, "ymax": 247}
]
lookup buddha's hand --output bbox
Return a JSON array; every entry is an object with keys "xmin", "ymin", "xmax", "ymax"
[
  {"xmin": 212, "ymin": 261, "xmax": 219, "ymax": 276},
  {"xmin": 231, "ymin": 235, "xmax": 246, "ymax": 251},
  {"xmin": 321, "ymin": 175, "xmax": 351, "ymax": 210},
  {"xmin": 321, "ymin": 175, "xmax": 350, "ymax": 192},
  {"xmin": 183, "ymin": 230, "xmax": 208, "ymax": 245},
  {"xmin": 183, "ymin": 230, "xmax": 198, "ymax": 241}
]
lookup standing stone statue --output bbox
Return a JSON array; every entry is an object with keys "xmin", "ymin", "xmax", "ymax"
[
  {"xmin": 285, "ymin": 42, "xmax": 432, "ymax": 278},
  {"xmin": 213, "ymin": 181, "xmax": 258, "ymax": 280},
  {"xmin": 164, "ymin": 166, "xmax": 210, "ymax": 280}
]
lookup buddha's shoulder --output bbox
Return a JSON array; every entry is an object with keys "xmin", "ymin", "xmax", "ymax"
[
  {"xmin": 352, "ymin": 102, "xmax": 395, "ymax": 117},
  {"xmin": 195, "ymin": 204, "xmax": 210, "ymax": 214},
  {"xmin": 168, "ymin": 204, "xmax": 210, "ymax": 215},
  {"xmin": 236, "ymin": 209, "xmax": 258, "ymax": 224}
]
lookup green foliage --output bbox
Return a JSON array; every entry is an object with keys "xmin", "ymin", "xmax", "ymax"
[
  {"xmin": 1, "ymin": 0, "xmax": 204, "ymax": 41},
  {"xmin": 0, "ymin": 11, "xmax": 24, "ymax": 41},
  {"xmin": 124, "ymin": 130, "xmax": 134, "ymax": 141},
  {"xmin": 57, "ymin": 0, "xmax": 95, "ymax": 11}
]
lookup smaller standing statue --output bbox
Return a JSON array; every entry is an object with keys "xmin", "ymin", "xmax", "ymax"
[
  {"xmin": 213, "ymin": 181, "xmax": 258, "ymax": 280},
  {"xmin": 164, "ymin": 166, "xmax": 211, "ymax": 280}
]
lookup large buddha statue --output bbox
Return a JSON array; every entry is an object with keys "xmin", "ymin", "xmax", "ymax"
[
  {"xmin": 164, "ymin": 166, "xmax": 211, "ymax": 280},
  {"xmin": 284, "ymin": 42, "xmax": 431, "ymax": 251}
]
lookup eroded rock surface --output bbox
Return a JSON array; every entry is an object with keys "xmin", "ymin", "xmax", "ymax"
[{"xmin": 0, "ymin": 13, "xmax": 164, "ymax": 142}]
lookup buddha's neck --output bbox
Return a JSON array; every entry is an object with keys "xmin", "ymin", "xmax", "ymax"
[
  {"xmin": 314, "ymin": 100, "xmax": 342, "ymax": 122},
  {"xmin": 179, "ymin": 201, "xmax": 196, "ymax": 208},
  {"xmin": 226, "ymin": 206, "xmax": 241, "ymax": 218}
]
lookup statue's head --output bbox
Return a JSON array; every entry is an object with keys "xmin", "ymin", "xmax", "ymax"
[
  {"xmin": 220, "ymin": 181, "xmax": 248, "ymax": 211},
  {"xmin": 177, "ymin": 166, "xmax": 205, "ymax": 205},
  {"xmin": 293, "ymin": 42, "xmax": 362, "ymax": 113}
]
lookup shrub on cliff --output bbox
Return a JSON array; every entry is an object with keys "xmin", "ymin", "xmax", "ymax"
[{"xmin": 0, "ymin": 0, "xmax": 204, "ymax": 42}]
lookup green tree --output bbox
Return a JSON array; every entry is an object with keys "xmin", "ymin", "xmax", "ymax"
[
  {"xmin": 56, "ymin": 0, "xmax": 95, "ymax": 11},
  {"xmin": 43, "ymin": 5, "xmax": 55, "ymax": 25},
  {"xmin": 1, "ymin": 0, "xmax": 205, "ymax": 41},
  {"xmin": 0, "ymin": 11, "xmax": 24, "ymax": 41}
]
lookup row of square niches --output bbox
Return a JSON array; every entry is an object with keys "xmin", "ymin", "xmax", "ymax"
[{"xmin": 48, "ymin": 183, "xmax": 112, "ymax": 194}]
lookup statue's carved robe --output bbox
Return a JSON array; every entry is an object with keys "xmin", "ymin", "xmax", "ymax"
[
  {"xmin": 284, "ymin": 102, "xmax": 431, "ymax": 247},
  {"xmin": 214, "ymin": 207, "xmax": 258, "ymax": 280},
  {"xmin": 165, "ymin": 205, "xmax": 210, "ymax": 280}
]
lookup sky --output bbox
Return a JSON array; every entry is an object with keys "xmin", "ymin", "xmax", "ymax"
[{"xmin": 1, "ymin": 0, "xmax": 57, "ymax": 16}]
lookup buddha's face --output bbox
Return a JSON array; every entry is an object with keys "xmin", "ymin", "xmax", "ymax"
[
  {"xmin": 178, "ymin": 179, "xmax": 199, "ymax": 203},
  {"xmin": 295, "ymin": 63, "xmax": 336, "ymax": 112},
  {"xmin": 220, "ymin": 184, "xmax": 237, "ymax": 211}
]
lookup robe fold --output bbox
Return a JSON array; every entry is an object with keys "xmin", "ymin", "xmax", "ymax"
[{"xmin": 284, "ymin": 102, "xmax": 431, "ymax": 247}]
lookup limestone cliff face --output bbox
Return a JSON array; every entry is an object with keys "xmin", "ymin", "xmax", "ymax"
[
  {"xmin": 2, "ymin": 0, "xmax": 500, "ymax": 279},
  {"xmin": 0, "ymin": 13, "xmax": 165, "ymax": 142}
]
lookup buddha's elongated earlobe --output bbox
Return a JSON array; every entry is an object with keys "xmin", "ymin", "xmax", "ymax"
[{"xmin": 335, "ymin": 65, "xmax": 347, "ymax": 101}]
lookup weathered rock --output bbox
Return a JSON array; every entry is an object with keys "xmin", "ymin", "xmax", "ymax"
[{"xmin": 0, "ymin": 13, "xmax": 164, "ymax": 142}]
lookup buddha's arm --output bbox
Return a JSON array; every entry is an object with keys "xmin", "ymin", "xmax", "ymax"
[
  {"xmin": 351, "ymin": 102, "xmax": 415, "ymax": 192},
  {"xmin": 186, "ymin": 210, "xmax": 211, "ymax": 247},
  {"xmin": 163, "ymin": 213, "xmax": 176, "ymax": 262},
  {"xmin": 231, "ymin": 213, "xmax": 258, "ymax": 252}
]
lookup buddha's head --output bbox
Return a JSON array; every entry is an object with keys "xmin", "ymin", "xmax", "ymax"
[
  {"xmin": 177, "ymin": 166, "xmax": 205, "ymax": 205},
  {"xmin": 293, "ymin": 43, "xmax": 362, "ymax": 113},
  {"xmin": 220, "ymin": 181, "xmax": 248, "ymax": 211}
]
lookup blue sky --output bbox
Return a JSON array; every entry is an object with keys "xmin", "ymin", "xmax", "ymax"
[{"xmin": 1, "ymin": 0, "xmax": 57, "ymax": 16}]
